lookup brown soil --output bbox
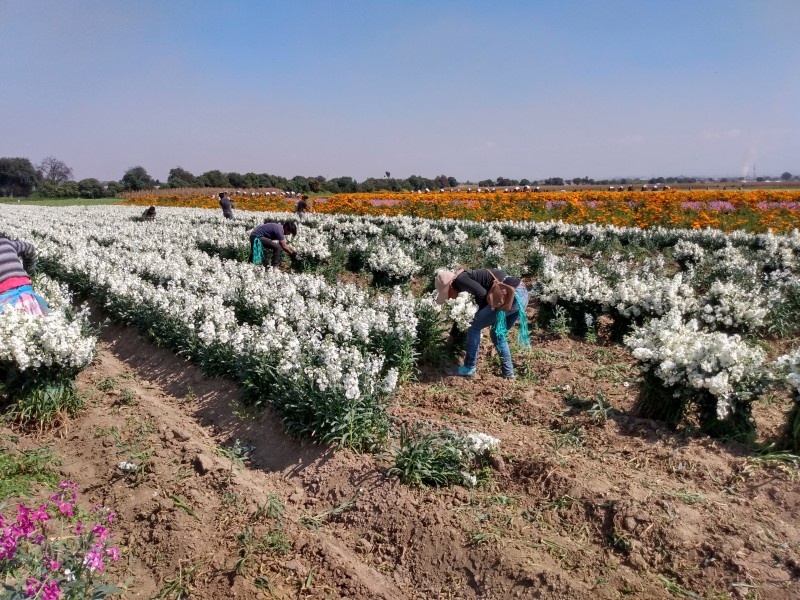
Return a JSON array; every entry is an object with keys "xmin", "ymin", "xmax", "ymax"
[{"xmin": 3, "ymin": 323, "xmax": 800, "ymax": 599}]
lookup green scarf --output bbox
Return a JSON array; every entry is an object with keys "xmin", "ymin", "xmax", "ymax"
[
  {"xmin": 252, "ymin": 237, "xmax": 264, "ymax": 265},
  {"xmin": 494, "ymin": 289, "xmax": 531, "ymax": 348}
]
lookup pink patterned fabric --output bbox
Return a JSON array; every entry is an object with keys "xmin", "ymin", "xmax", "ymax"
[{"xmin": 4, "ymin": 292, "xmax": 47, "ymax": 316}]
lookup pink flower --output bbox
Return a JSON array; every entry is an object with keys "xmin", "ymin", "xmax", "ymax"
[
  {"xmin": 56, "ymin": 501, "xmax": 74, "ymax": 517},
  {"xmin": 83, "ymin": 548, "xmax": 105, "ymax": 572},
  {"xmin": 41, "ymin": 580, "xmax": 61, "ymax": 600},
  {"xmin": 92, "ymin": 524, "xmax": 109, "ymax": 542},
  {"xmin": 107, "ymin": 511, "xmax": 116, "ymax": 525},
  {"xmin": 24, "ymin": 577, "xmax": 61, "ymax": 600},
  {"xmin": 58, "ymin": 480, "xmax": 78, "ymax": 494},
  {"xmin": 75, "ymin": 519, "xmax": 83, "ymax": 535},
  {"xmin": 1, "ymin": 537, "xmax": 18, "ymax": 561},
  {"xmin": 106, "ymin": 546, "xmax": 120, "ymax": 561},
  {"xmin": 24, "ymin": 577, "xmax": 39, "ymax": 597},
  {"xmin": 48, "ymin": 559, "xmax": 61, "ymax": 571},
  {"xmin": 30, "ymin": 505, "xmax": 50, "ymax": 522}
]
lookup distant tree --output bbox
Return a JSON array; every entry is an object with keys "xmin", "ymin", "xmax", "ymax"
[
  {"xmin": 781, "ymin": 172, "xmax": 793, "ymax": 181},
  {"xmin": 388, "ymin": 178, "xmax": 404, "ymax": 192},
  {"xmin": 385, "ymin": 171, "xmax": 391, "ymax": 179},
  {"xmin": 252, "ymin": 173, "xmax": 273, "ymax": 187},
  {"xmin": 238, "ymin": 172, "xmax": 258, "ymax": 188},
  {"xmin": 105, "ymin": 181, "xmax": 124, "ymax": 196},
  {"xmin": 77, "ymin": 178, "xmax": 105, "ymax": 198},
  {"xmin": 520, "ymin": 179, "xmax": 530, "ymax": 186},
  {"xmin": 227, "ymin": 172, "xmax": 248, "ymax": 189},
  {"xmin": 478, "ymin": 179, "xmax": 494, "ymax": 187},
  {"xmin": 304, "ymin": 176, "xmax": 324, "ymax": 193},
  {"xmin": 407, "ymin": 175, "xmax": 426, "ymax": 190},
  {"xmin": 544, "ymin": 177, "xmax": 564, "ymax": 186},
  {"xmin": 271, "ymin": 174, "xmax": 289, "ymax": 189},
  {"xmin": 198, "ymin": 170, "xmax": 229, "ymax": 188},
  {"xmin": 287, "ymin": 175, "xmax": 310, "ymax": 193},
  {"xmin": 167, "ymin": 167, "xmax": 196, "ymax": 188},
  {"xmin": 41, "ymin": 181, "xmax": 80, "ymax": 198},
  {"xmin": 447, "ymin": 176, "xmax": 458, "ymax": 188},
  {"xmin": 433, "ymin": 175, "xmax": 449, "ymax": 189},
  {"xmin": 328, "ymin": 176, "xmax": 358, "ymax": 193},
  {"xmin": 121, "ymin": 166, "xmax": 155, "ymax": 191},
  {"xmin": 756, "ymin": 177, "xmax": 765, "ymax": 182},
  {"xmin": 37, "ymin": 156, "xmax": 73, "ymax": 184},
  {"xmin": 0, "ymin": 157, "xmax": 40, "ymax": 196},
  {"xmin": 359, "ymin": 178, "xmax": 377, "ymax": 193}
]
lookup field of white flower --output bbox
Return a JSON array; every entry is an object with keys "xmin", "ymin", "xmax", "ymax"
[
  {"xmin": 4, "ymin": 204, "xmax": 800, "ymax": 599},
  {"xmin": 2, "ymin": 204, "xmax": 800, "ymax": 447}
]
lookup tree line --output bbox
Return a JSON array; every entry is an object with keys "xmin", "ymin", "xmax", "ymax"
[{"xmin": 0, "ymin": 155, "xmax": 796, "ymax": 199}]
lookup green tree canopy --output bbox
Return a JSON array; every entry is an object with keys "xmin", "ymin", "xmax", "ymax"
[
  {"xmin": 0, "ymin": 157, "xmax": 40, "ymax": 196},
  {"xmin": 77, "ymin": 178, "xmax": 106, "ymax": 198},
  {"xmin": 167, "ymin": 167, "xmax": 196, "ymax": 188},
  {"xmin": 121, "ymin": 166, "xmax": 155, "ymax": 191},
  {"xmin": 198, "ymin": 170, "xmax": 229, "ymax": 188}
]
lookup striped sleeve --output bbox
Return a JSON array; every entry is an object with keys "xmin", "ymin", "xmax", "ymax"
[
  {"xmin": 0, "ymin": 239, "xmax": 37, "ymax": 280},
  {"xmin": 13, "ymin": 240, "xmax": 37, "ymax": 273}
]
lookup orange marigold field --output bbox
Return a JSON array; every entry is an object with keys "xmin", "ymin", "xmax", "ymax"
[{"xmin": 123, "ymin": 189, "xmax": 800, "ymax": 232}]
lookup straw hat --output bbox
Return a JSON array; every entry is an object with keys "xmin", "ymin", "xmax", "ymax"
[{"xmin": 435, "ymin": 270, "xmax": 457, "ymax": 305}]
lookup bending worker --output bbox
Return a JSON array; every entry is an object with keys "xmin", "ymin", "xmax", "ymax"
[
  {"xmin": 0, "ymin": 236, "xmax": 49, "ymax": 315},
  {"xmin": 248, "ymin": 220, "xmax": 298, "ymax": 268},
  {"xmin": 435, "ymin": 267, "xmax": 529, "ymax": 379}
]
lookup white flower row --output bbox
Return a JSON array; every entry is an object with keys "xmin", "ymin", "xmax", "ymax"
[
  {"xmin": 0, "ymin": 207, "xmax": 415, "ymax": 412},
  {"xmin": 0, "ymin": 276, "xmax": 96, "ymax": 373},
  {"xmin": 625, "ymin": 310, "xmax": 766, "ymax": 419}
]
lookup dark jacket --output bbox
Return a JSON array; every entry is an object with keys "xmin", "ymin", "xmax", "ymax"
[{"xmin": 452, "ymin": 269, "xmax": 520, "ymax": 310}]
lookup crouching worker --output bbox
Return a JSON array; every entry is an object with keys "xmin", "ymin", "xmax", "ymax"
[
  {"xmin": 142, "ymin": 205, "xmax": 156, "ymax": 220},
  {"xmin": 0, "ymin": 237, "xmax": 49, "ymax": 316},
  {"xmin": 248, "ymin": 220, "xmax": 298, "ymax": 268},
  {"xmin": 435, "ymin": 268, "xmax": 530, "ymax": 379}
]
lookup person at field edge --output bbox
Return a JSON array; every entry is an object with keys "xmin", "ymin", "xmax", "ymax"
[
  {"xmin": 0, "ymin": 237, "xmax": 49, "ymax": 316},
  {"xmin": 142, "ymin": 205, "xmax": 156, "ymax": 220},
  {"xmin": 295, "ymin": 195, "xmax": 309, "ymax": 217},
  {"xmin": 435, "ymin": 268, "xmax": 529, "ymax": 379},
  {"xmin": 248, "ymin": 220, "xmax": 298, "ymax": 268},
  {"xmin": 219, "ymin": 191, "xmax": 234, "ymax": 219}
]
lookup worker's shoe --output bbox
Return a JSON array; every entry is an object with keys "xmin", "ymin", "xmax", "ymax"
[{"xmin": 456, "ymin": 365, "xmax": 476, "ymax": 377}]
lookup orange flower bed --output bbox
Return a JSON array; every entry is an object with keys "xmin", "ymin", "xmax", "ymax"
[{"xmin": 123, "ymin": 189, "xmax": 800, "ymax": 233}]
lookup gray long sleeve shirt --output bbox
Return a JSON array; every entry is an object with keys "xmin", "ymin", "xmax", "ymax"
[{"xmin": 0, "ymin": 237, "xmax": 37, "ymax": 285}]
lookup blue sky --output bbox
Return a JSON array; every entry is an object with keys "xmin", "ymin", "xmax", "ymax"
[{"xmin": 1, "ymin": 0, "xmax": 798, "ymax": 182}]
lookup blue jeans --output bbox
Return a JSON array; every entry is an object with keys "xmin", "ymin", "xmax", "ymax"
[{"xmin": 464, "ymin": 286, "xmax": 529, "ymax": 377}]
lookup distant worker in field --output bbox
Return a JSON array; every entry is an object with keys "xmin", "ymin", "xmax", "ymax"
[
  {"xmin": 0, "ymin": 237, "xmax": 49, "ymax": 316},
  {"xmin": 248, "ymin": 220, "xmax": 298, "ymax": 269},
  {"xmin": 435, "ymin": 267, "xmax": 530, "ymax": 380},
  {"xmin": 219, "ymin": 191, "xmax": 234, "ymax": 219},
  {"xmin": 295, "ymin": 195, "xmax": 309, "ymax": 217},
  {"xmin": 142, "ymin": 205, "xmax": 156, "ymax": 221}
]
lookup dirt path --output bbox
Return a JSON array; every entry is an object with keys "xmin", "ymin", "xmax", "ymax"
[{"xmin": 3, "ymin": 323, "xmax": 800, "ymax": 599}]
